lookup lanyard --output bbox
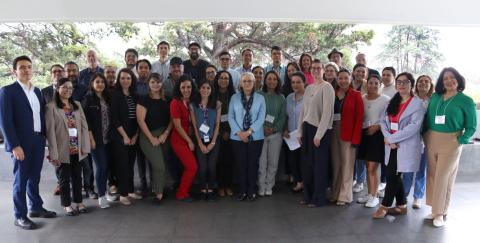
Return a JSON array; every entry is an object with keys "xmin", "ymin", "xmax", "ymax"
[
  {"xmin": 200, "ymin": 104, "xmax": 209, "ymax": 125},
  {"xmin": 435, "ymin": 94, "xmax": 457, "ymax": 117}
]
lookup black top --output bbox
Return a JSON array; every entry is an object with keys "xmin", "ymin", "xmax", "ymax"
[
  {"xmin": 334, "ymin": 96, "xmax": 344, "ymax": 114},
  {"xmin": 182, "ymin": 59, "xmax": 210, "ymax": 86},
  {"xmin": 110, "ymin": 90, "xmax": 138, "ymax": 142},
  {"xmin": 41, "ymin": 85, "xmax": 55, "ymax": 104},
  {"xmin": 137, "ymin": 96, "xmax": 171, "ymax": 131},
  {"xmin": 82, "ymin": 91, "xmax": 110, "ymax": 145}
]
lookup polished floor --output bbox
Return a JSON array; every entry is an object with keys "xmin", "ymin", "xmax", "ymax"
[{"xmin": 1, "ymin": 171, "xmax": 479, "ymax": 243}]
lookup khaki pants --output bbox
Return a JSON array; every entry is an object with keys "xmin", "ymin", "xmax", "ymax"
[
  {"xmin": 331, "ymin": 122, "xmax": 356, "ymax": 203},
  {"xmin": 425, "ymin": 130, "xmax": 462, "ymax": 215}
]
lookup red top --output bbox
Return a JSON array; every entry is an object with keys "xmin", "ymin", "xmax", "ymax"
[
  {"xmin": 304, "ymin": 72, "xmax": 314, "ymax": 85},
  {"xmin": 338, "ymin": 87, "xmax": 364, "ymax": 145},
  {"xmin": 170, "ymin": 98, "xmax": 191, "ymax": 142},
  {"xmin": 388, "ymin": 96, "xmax": 413, "ymax": 134}
]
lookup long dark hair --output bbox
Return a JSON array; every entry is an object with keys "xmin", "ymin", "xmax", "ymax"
[
  {"xmin": 88, "ymin": 73, "xmax": 110, "ymax": 103},
  {"xmin": 434, "ymin": 67, "xmax": 466, "ymax": 94},
  {"xmin": 262, "ymin": 70, "xmax": 282, "ymax": 94},
  {"xmin": 193, "ymin": 80, "xmax": 216, "ymax": 109},
  {"xmin": 282, "ymin": 62, "xmax": 300, "ymax": 96},
  {"xmin": 386, "ymin": 72, "xmax": 415, "ymax": 116},
  {"xmin": 172, "ymin": 74, "xmax": 197, "ymax": 100},
  {"xmin": 55, "ymin": 78, "xmax": 79, "ymax": 110},
  {"xmin": 298, "ymin": 53, "xmax": 312, "ymax": 73},
  {"xmin": 213, "ymin": 70, "xmax": 235, "ymax": 99},
  {"xmin": 114, "ymin": 68, "xmax": 137, "ymax": 95}
]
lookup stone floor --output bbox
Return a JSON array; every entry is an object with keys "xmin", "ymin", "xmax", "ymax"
[{"xmin": 1, "ymin": 172, "xmax": 479, "ymax": 243}]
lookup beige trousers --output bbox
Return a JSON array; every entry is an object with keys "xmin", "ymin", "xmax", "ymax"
[
  {"xmin": 425, "ymin": 130, "xmax": 463, "ymax": 215},
  {"xmin": 331, "ymin": 122, "xmax": 356, "ymax": 203}
]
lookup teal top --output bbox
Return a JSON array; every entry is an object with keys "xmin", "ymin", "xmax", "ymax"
[
  {"xmin": 424, "ymin": 92, "xmax": 477, "ymax": 144},
  {"xmin": 259, "ymin": 91, "xmax": 286, "ymax": 133}
]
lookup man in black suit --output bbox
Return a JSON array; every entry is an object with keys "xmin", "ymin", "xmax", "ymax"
[
  {"xmin": 41, "ymin": 64, "xmax": 64, "ymax": 105},
  {"xmin": 0, "ymin": 56, "xmax": 56, "ymax": 230}
]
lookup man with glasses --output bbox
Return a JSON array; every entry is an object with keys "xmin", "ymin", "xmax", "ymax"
[
  {"xmin": 218, "ymin": 51, "xmax": 241, "ymax": 92},
  {"xmin": 42, "ymin": 64, "xmax": 64, "ymax": 104}
]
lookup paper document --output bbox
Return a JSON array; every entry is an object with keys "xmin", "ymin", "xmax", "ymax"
[{"xmin": 283, "ymin": 130, "xmax": 301, "ymax": 151}]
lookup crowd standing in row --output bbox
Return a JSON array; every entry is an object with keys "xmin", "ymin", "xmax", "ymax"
[{"xmin": 0, "ymin": 41, "xmax": 476, "ymax": 230}]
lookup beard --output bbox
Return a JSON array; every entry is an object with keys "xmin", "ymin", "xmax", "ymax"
[{"xmin": 190, "ymin": 52, "xmax": 199, "ymax": 60}]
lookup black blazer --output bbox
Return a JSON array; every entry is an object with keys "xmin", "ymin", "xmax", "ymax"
[
  {"xmin": 110, "ymin": 89, "xmax": 138, "ymax": 143},
  {"xmin": 41, "ymin": 85, "xmax": 55, "ymax": 105},
  {"xmin": 82, "ymin": 91, "xmax": 110, "ymax": 146}
]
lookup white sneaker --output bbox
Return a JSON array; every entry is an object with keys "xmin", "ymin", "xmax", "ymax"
[
  {"xmin": 265, "ymin": 189, "xmax": 273, "ymax": 196},
  {"xmin": 365, "ymin": 195, "xmax": 379, "ymax": 208},
  {"xmin": 258, "ymin": 189, "xmax": 265, "ymax": 196},
  {"xmin": 377, "ymin": 190, "xmax": 385, "ymax": 198},
  {"xmin": 425, "ymin": 213, "xmax": 435, "ymax": 220},
  {"xmin": 412, "ymin": 199, "xmax": 422, "ymax": 209},
  {"xmin": 353, "ymin": 183, "xmax": 364, "ymax": 193},
  {"xmin": 106, "ymin": 193, "xmax": 119, "ymax": 202},
  {"xmin": 98, "ymin": 196, "xmax": 110, "ymax": 209},
  {"xmin": 357, "ymin": 194, "xmax": 371, "ymax": 204},
  {"xmin": 378, "ymin": 182, "xmax": 386, "ymax": 191},
  {"xmin": 433, "ymin": 216, "xmax": 445, "ymax": 227}
]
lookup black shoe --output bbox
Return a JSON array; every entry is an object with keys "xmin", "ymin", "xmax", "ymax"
[
  {"xmin": 76, "ymin": 206, "xmax": 88, "ymax": 214},
  {"xmin": 247, "ymin": 194, "xmax": 257, "ymax": 201},
  {"xmin": 14, "ymin": 217, "xmax": 37, "ymax": 230},
  {"xmin": 64, "ymin": 206, "xmax": 78, "ymax": 216},
  {"xmin": 237, "ymin": 193, "xmax": 248, "ymax": 201},
  {"xmin": 207, "ymin": 192, "xmax": 218, "ymax": 202},
  {"xmin": 200, "ymin": 192, "xmax": 208, "ymax": 201},
  {"xmin": 29, "ymin": 208, "xmax": 57, "ymax": 218}
]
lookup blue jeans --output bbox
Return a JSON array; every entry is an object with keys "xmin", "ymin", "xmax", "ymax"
[
  {"xmin": 402, "ymin": 152, "xmax": 427, "ymax": 199},
  {"xmin": 353, "ymin": 160, "xmax": 366, "ymax": 184},
  {"xmin": 91, "ymin": 143, "xmax": 110, "ymax": 197}
]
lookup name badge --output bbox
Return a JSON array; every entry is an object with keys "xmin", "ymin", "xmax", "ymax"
[
  {"xmin": 203, "ymin": 135, "xmax": 210, "ymax": 143},
  {"xmin": 199, "ymin": 124, "xmax": 210, "ymax": 134},
  {"xmin": 333, "ymin": 113, "xmax": 341, "ymax": 121},
  {"xmin": 391, "ymin": 122, "xmax": 399, "ymax": 131},
  {"xmin": 221, "ymin": 114, "xmax": 228, "ymax": 122},
  {"xmin": 265, "ymin": 114, "xmax": 275, "ymax": 123},
  {"xmin": 435, "ymin": 115, "xmax": 446, "ymax": 125},
  {"xmin": 68, "ymin": 128, "xmax": 78, "ymax": 137}
]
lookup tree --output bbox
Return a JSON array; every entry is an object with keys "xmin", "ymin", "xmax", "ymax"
[
  {"xmin": 137, "ymin": 22, "xmax": 374, "ymax": 68},
  {"xmin": 378, "ymin": 25, "xmax": 443, "ymax": 77}
]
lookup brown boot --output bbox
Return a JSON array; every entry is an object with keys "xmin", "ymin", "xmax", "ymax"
[{"xmin": 373, "ymin": 205, "xmax": 389, "ymax": 219}]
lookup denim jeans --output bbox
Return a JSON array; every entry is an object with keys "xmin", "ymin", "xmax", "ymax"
[
  {"xmin": 353, "ymin": 160, "xmax": 366, "ymax": 184},
  {"xmin": 402, "ymin": 152, "xmax": 427, "ymax": 199},
  {"xmin": 91, "ymin": 143, "xmax": 110, "ymax": 197}
]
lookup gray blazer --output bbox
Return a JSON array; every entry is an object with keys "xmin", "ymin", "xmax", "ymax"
[
  {"xmin": 46, "ymin": 101, "xmax": 90, "ymax": 163},
  {"xmin": 380, "ymin": 96, "xmax": 426, "ymax": 173}
]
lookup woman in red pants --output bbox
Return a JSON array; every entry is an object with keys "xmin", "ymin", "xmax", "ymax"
[{"xmin": 170, "ymin": 75, "xmax": 198, "ymax": 202}]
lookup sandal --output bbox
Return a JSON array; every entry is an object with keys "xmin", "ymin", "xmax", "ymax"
[
  {"xmin": 64, "ymin": 206, "xmax": 77, "ymax": 216},
  {"xmin": 76, "ymin": 204, "xmax": 88, "ymax": 214},
  {"xmin": 373, "ymin": 205, "xmax": 389, "ymax": 219}
]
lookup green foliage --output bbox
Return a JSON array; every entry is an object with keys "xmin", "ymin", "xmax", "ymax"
[{"xmin": 378, "ymin": 25, "xmax": 444, "ymax": 77}]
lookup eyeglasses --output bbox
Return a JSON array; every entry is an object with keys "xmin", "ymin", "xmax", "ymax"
[
  {"xmin": 220, "ymin": 58, "xmax": 230, "ymax": 61},
  {"xmin": 395, "ymin": 79, "xmax": 411, "ymax": 86}
]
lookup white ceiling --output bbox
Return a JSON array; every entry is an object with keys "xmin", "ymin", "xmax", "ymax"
[{"xmin": 2, "ymin": 0, "xmax": 480, "ymax": 26}]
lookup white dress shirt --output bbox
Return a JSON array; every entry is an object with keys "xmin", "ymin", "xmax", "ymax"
[{"xmin": 17, "ymin": 80, "xmax": 41, "ymax": 132}]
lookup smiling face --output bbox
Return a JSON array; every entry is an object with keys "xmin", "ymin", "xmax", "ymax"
[
  {"xmin": 311, "ymin": 62, "xmax": 324, "ymax": 79},
  {"xmin": 271, "ymin": 49, "xmax": 282, "ymax": 65},
  {"xmin": 148, "ymin": 77, "xmax": 162, "ymax": 94},
  {"xmin": 367, "ymin": 77, "xmax": 381, "ymax": 95},
  {"xmin": 206, "ymin": 66, "xmax": 217, "ymax": 82},
  {"xmin": 92, "ymin": 77, "xmax": 105, "ymax": 93},
  {"xmin": 416, "ymin": 76, "xmax": 432, "ymax": 94},
  {"xmin": 58, "ymin": 81, "xmax": 73, "ymax": 100},
  {"xmin": 119, "ymin": 71, "xmax": 132, "ymax": 90},
  {"xmin": 353, "ymin": 67, "xmax": 367, "ymax": 82},
  {"xmin": 325, "ymin": 66, "xmax": 337, "ymax": 81},
  {"xmin": 265, "ymin": 72, "xmax": 279, "ymax": 92},
  {"xmin": 50, "ymin": 66, "xmax": 64, "ymax": 83},
  {"xmin": 87, "ymin": 50, "xmax": 98, "ymax": 67},
  {"xmin": 442, "ymin": 71, "xmax": 459, "ymax": 93},
  {"xmin": 157, "ymin": 44, "xmax": 169, "ymax": 58},
  {"xmin": 199, "ymin": 82, "xmax": 212, "ymax": 99},
  {"xmin": 330, "ymin": 53, "xmax": 342, "ymax": 66},
  {"xmin": 242, "ymin": 50, "xmax": 253, "ymax": 66},
  {"xmin": 218, "ymin": 72, "xmax": 230, "ymax": 89},
  {"xmin": 301, "ymin": 55, "xmax": 312, "ymax": 71},
  {"xmin": 382, "ymin": 70, "xmax": 395, "ymax": 86},
  {"xmin": 395, "ymin": 75, "xmax": 412, "ymax": 96},
  {"xmin": 137, "ymin": 61, "xmax": 150, "ymax": 80},
  {"xmin": 125, "ymin": 51, "xmax": 137, "ymax": 66},
  {"xmin": 219, "ymin": 54, "xmax": 231, "ymax": 69},
  {"xmin": 180, "ymin": 80, "xmax": 192, "ymax": 99},
  {"xmin": 287, "ymin": 64, "xmax": 298, "ymax": 79},
  {"xmin": 65, "ymin": 64, "xmax": 79, "ymax": 81},
  {"xmin": 337, "ymin": 71, "xmax": 351, "ymax": 90},
  {"xmin": 240, "ymin": 74, "xmax": 254, "ymax": 93}
]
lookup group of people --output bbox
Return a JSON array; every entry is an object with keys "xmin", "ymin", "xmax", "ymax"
[{"xmin": 0, "ymin": 41, "xmax": 476, "ymax": 230}]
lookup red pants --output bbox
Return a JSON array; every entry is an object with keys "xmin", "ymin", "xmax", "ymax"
[{"xmin": 171, "ymin": 136, "xmax": 198, "ymax": 199}]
